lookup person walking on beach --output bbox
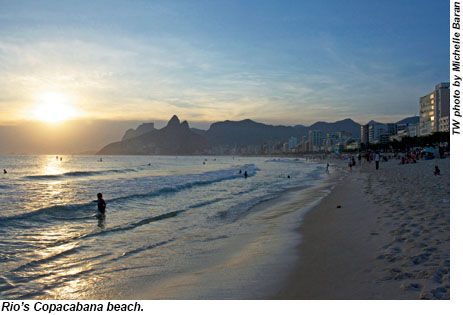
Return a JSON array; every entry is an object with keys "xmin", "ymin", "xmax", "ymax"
[
  {"xmin": 434, "ymin": 165, "xmax": 440, "ymax": 176},
  {"xmin": 375, "ymin": 152, "xmax": 380, "ymax": 170}
]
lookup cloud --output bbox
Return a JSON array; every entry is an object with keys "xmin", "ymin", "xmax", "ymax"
[{"xmin": 0, "ymin": 2, "xmax": 448, "ymax": 126}]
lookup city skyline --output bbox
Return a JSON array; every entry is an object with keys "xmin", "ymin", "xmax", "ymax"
[{"xmin": 0, "ymin": 0, "xmax": 449, "ymax": 128}]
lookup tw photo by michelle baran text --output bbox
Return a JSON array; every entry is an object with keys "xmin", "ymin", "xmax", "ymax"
[
  {"xmin": 452, "ymin": 0, "xmax": 462, "ymax": 134},
  {"xmin": 1, "ymin": 301, "xmax": 144, "ymax": 313}
]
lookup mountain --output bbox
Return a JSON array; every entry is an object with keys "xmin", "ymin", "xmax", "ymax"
[
  {"xmin": 122, "ymin": 122, "xmax": 156, "ymax": 140},
  {"xmin": 204, "ymin": 119, "xmax": 305, "ymax": 146},
  {"xmin": 204, "ymin": 118, "xmax": 361, "ymax": 146},
  {"xmin": 308, "ymin": 118, "xmax": 360, "ymax": 137},
  {"xmin": 97, "ymin": 115, "xmax": 211, "ymax": 155},
  {"xmin": 190, "ymin": 128, "xmax": 207, "ymax": 136},
  {"xmin": 396, "ymin": 116, "xmax": 419, "ymax": 125},
  {"xmin": 97, "ymin": 115, "xmax": 363, "ymax": 155}
]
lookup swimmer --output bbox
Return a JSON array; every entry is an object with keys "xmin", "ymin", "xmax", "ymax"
[{"xmin": 93, "ymin": 193, "xmax": 106, "ymax": 217}]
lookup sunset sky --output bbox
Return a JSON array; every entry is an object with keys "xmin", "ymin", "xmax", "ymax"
[{"xmin": 0, "ymin": 0, "xmax": 449, "ymax": 132}]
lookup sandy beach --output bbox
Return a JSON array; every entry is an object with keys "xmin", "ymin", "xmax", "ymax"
[{"xmin": 275, "ymin": 157, "xmax": 450, "ymax": 299}]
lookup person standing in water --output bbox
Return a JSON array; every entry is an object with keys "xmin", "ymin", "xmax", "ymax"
[
  {"xmin": 244, "ymin": 171, "xmax": 248, "ymax": 178},
  {"xmin": 93, "ymin": 193, "xmax": 106, "ymax": 217}
]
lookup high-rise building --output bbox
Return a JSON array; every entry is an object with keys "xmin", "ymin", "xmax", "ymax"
[
  {"xmin": 386, "ymin": 123, "xmax": 397, "ymax": 136},
  {"xmin": 288, "ymin": 136, "xmax": 298, "ymax": 150},
  {"xmin": 408, "ymin": 123, "xmax": 420, "ymax": 137},
  {"xmin": 308, "ymin": 130, "xmax": 323, "ymax": 152},
  {"xmin": 360, "ymin": 124, "xmax": 369, "ymax": 144},
  {"xmin": 368, "ymin": 122, "xmax": 388, "ymax": 143},
  {"xmin": 419, "ymin": 82, "xmax": 450, "ymax": 136},
  {"xmin": 439, "ymin": 116, "xmax": 450, "ymax": 132}
]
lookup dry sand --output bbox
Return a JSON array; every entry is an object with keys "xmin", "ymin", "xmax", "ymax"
[{"xmin": 275, "ymin": 157, "xmax": 450, "ymax": 299}]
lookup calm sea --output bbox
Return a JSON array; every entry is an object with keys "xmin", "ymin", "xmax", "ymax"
[{"xmin": 0, "ymin": 155, "xmax": 333, "ymax": 299}]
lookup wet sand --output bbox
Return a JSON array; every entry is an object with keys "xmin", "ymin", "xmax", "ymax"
[{"xmin": 275, "ymin": 158, "xmax": 450, "ymax": 299}]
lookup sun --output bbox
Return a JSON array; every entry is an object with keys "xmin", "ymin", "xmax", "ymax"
[{"xmin": 31, "ymin": 92, "xmax": 78, "ymax": 123}]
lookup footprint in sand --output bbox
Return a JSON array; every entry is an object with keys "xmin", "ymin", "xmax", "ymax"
[{"xmin": 400, "ymin": 282, "xmax": 421, "ymax": 291}]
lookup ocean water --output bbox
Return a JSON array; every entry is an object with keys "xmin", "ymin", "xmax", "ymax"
[{"xmin": 0, "ymin": 155, "xmax": 332, "ymax": 299}]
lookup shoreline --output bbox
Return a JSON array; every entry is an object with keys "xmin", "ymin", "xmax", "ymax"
[
  {"xmin": 133, "ymin": 170, "xmax": 338, "ymax": 299},
  {"xmin": 274, "ymin": 158, "xmax": 450, "ymax": 299},
  {"xmin": 100, "ymin": 161, "xmax": 336, "ymax": 300}
]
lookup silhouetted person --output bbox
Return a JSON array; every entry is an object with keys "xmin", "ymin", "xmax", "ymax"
[
  {"xmin": 93, "ymin": 192, "xmax": 106, "ymax": 218},
  {"xmin": 244, "ymin": 171, "xmax": 248, "ymax": 178},
  {"xmin": 3, "ymin": 169, "xmax": 7, "ymax": 174},
  {"xmin": 288, "ymin": 175, "xmax": 291, "ymax": 179},
  {"xmin": 375, "ymin": 152, "xmax": 380, "ymax": 170},
  {"xmin": 434, "ymin": 165, "xmax": 440, "ymax": 176},
  {"xmin": 238, "ymin": 169, "xmax": 242, "ymax": 174},
  {"xmin": 326, "ymin": 163, "xmax": 329, "ymax": 173}
]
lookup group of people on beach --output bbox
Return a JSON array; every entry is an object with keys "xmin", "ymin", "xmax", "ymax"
[
  {"xmin": 345, "ymin": 151, "xmax": 381, "ymax": 170},
  {"xmin": 340, "ymin": 144, "xmax": 448, "ymax": 176}
]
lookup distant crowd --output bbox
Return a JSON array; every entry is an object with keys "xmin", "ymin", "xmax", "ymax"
[{"xmin": 339, "ymin": 144, "xmax": 448, "ymax": 175}]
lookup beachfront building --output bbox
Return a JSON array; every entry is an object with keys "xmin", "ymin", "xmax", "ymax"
[
  {"xmin": 300, "ymin": 136, "xmax": 307, "ymax": 151},
  {"xmin": 288, "ymin": 136, "xmax": 298, "ymax": 151},
  {"xmin": 308, "ymin": 130, "xmax": 323, "ymax": 152},
  {"xmin": 439, "ymin": 116, "xmax": 450, "ymax": 132},
  {"xmin": 282, "ymin": 142, "xmax": 289, "ymax": 153},
  {"xmin": 379, "ymin": 134, "xmax": 390, "ymax": 144},
  {"xmin": 346, "ymin": 140, "xmax": 360, "ymax": 150},
  {"xmin": 360, "ymin": 124, "xmax": 369, "ymax": 144},
  {"xmin": 387, "ymin": 123, "xmax": 397, "ymax": 136},
  {"xmin": 397, "ymin": 123, "xmax": 407, "ymax": 134},
  {"xmin": 419, "ymin": 82, "xmax": 450, "ymax": 136},
  {"xmin": 368, "ymin": 122, "xmax": 388, "ymax": 144},
  {"xmin": 304, "ymin": 140, "xmax": 311, "ymax": 152},
  {"xmin": 408, "ymin": 122, "xmax": 420, "ymax": 137},
  {"xmin": 325, "ymin": 133, "xmax": 339, "ymax": 151}
]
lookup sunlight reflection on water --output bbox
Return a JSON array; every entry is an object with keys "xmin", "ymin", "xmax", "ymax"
[{"xmin": 0, "ymin": 155, "xmax": 329, "ymax": 299}]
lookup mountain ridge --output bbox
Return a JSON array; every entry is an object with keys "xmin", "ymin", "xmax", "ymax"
[
  {"xmin": 97, "ymin": 115, "xmax": 418, "ymax": 155},
  {"xmin": 97, "ymin": 115, "xmax": 210, "ymax": 155}
]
